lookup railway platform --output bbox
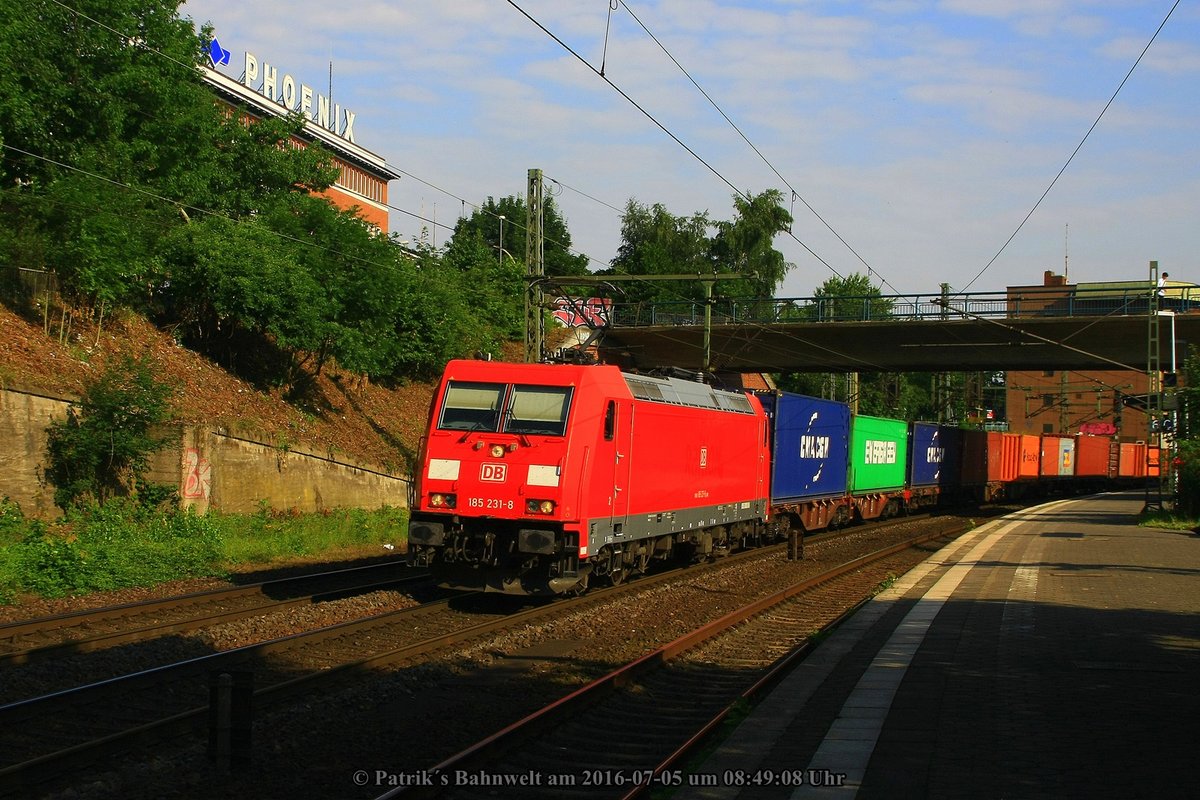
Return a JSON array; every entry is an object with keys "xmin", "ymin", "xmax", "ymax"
[{"xmin": 678, "ymin": 491, "xmax": 1200, "ymax": 799}]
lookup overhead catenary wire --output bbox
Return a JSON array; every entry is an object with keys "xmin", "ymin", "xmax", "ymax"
[
  {"xmin": 502, "ymin": 0, "xmax": 846, "ymax": 282},
  {"xmin": 41, "ymin": 0, "xmax": 839, "ymax": 293},
  {"xmin": 12, "ymin": 1, "xmax": 903, "ymax": 373},
  {"xmin": 614, "ymin": 0, "xmax": 890, "ymax": 292},
  {"xmin": 958, "ymin": 0, "xmax": 1182, "ymax": 295},
  {"xmin": 2, "ymin": 139, "xmax": 890, "ymax": 374}
]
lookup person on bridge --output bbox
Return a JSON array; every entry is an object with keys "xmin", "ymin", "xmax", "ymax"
[{"xmin": 1158, "ymin": 272, "xmax": 1170, "ymax": 297}]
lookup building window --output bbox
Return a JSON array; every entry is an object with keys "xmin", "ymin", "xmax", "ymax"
[
  {"xmin": 1042, "ymin": 394, "xmax": 1054, "ymax": 407},
  {"xmin": 1042, "ymin": 423, "xmax": 1054, "ymax": 433},
  {"xmin": 1043, "ymin": 370, "xmax": 1055, "ymax": 377}
]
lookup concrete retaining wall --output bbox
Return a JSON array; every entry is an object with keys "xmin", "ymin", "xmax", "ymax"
[
  {"xmin": 0, "ymin": 386, "xmax": 409, "ymax": 520},
  {"xmin": 0, "ymin": 386, "xmax": 65, "ymax": 519}
]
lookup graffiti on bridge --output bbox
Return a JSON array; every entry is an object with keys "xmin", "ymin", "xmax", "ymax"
[{"xmin": 552, "ymin": 297, "xmax": 611, "ymax": 328}]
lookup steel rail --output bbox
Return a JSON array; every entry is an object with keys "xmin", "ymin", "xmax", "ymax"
[{"xmin": 377, "ymin": 523, "xmax": 963, "ymax": 800}]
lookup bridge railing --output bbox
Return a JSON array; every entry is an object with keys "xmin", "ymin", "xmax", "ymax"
[{"xmin": 605, "ymin": 285, "xmax": 1194, "ymax": 328}]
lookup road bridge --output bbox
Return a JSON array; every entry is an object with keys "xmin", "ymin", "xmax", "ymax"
[{"xmin": 583, "ymin": 286, "xmax": 1198, "ymax": 373}]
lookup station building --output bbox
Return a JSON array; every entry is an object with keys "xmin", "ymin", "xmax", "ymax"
[{"xmin": 201, "ymin": 46, "xmax": 400, "ymax": 231}]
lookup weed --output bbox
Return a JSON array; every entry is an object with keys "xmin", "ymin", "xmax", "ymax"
[{"xmin": 0, "ymin": 502, "xmax": 409, "ymax": 604}]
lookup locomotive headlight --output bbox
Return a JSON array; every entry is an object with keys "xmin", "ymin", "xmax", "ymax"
[
  {"xmin": 490, "ymin": 444, "xmax": 506, "ymax": 458},
  {"xmin": 526, "ymin": 499, "xmax": 556, "ymax": 514},
  {"xmin": 429, "ymin": 493, "xmax": 456, "ymax": 509}
]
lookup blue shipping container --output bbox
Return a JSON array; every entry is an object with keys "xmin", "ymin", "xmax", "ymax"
[
  {"xmin": 909, "ymin": 423, "xmax": 963, "ymax": 488},
  {"xmin": 757, "ymin": 392, "xmax": 850, "ymax": 503}
]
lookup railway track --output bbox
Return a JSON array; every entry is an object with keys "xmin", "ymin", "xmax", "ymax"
[
  {"xmin": 1, "ymin": 512, "xmax": 977, "ymax": 798},
  {"xmin": 379, "ymin": 527, "xmax": 956, "ymax": 800},
  {"xmin": 0, "ymin": 560, "xmax": 420, "ymax": 669},
  {"xmin": 0, "ymin": 539, "xmax": 804, "ymax": 798}
]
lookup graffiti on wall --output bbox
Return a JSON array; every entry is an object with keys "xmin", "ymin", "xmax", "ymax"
[
  {"xmin": 182, "ymin": 448, "xmax": 212, "ymax": 500},
  {"xmin": 552, "ymin": 297, "xmax": 612, "ymax": 328}
]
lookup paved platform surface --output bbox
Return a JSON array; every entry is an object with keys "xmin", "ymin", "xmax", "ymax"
[{"xmin": 678, "ymin": 492, "xmax": 1200, "ymax": 799}]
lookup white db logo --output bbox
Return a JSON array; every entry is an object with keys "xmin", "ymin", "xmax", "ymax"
[{"xmin": 480, "ymin": 463, "xmax": 508, "ymax": 482}]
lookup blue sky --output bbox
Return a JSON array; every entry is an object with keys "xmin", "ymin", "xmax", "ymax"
[{"xmin": 183, "ymin": 0, "xmax": 1198, "ymax": 298}]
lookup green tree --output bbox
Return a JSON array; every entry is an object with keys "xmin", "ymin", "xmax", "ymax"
[
  {"xmin": 606, "ymin": 200, "xmax": 714, "ymax": 307},
  {"xmin": 44, "ymin": 355, "xmax": 175, "ymax": 511},
  {"xmin": 389, "ymin": 242, "xmax": 491, "ymax": 377},
  {"xmin": 445, "ymin": 195, "xmax": 589, "ymax": 352},
  {"xmin": 711, "ymin": 189, "xmax": 794, "ymax": 297},
  {"xmin": 808, "ymin": 273, "xmax": 894, "ymax": 322},
  {"xmin": 0, "ymin": 0, "xmax": 214, "ymax": 188},
  {"xmin": 442, "ymin": 231, "xmax": 525, "ymax": 342},
  {"xmin": 0, "ymin": 0, "xmax": 222, "ymax": 304},
  {"xmin": 449, "ymin": 195, "xmax": 589, "ymax": 277},
  {"xmin": 0, "ymin": 0, "xmax": 531, "ymax": 392},
  {"xmin": 1173, "ymin": 345, "xmax": 1200, "ymax": 515},
  {"xmin": 606, "ymin": 191, "xmax": 793, "ymax": 310}
]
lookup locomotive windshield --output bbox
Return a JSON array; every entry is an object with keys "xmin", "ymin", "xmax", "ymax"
[
  {"xmin": 504, "ymin": 385, "xmax": 572, "ymax": 436},
  {"xmin": 439, "ymin": 382, "xmax": 505, "ymax": 431},
  {"xmin": 437, "ymin": 381, "xmax": 572, "ymax": 436}
]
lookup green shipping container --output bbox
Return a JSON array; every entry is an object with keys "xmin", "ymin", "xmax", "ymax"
[{"xmin": 850, "ymin": 415, "xmax": 908, "ymax": 492}]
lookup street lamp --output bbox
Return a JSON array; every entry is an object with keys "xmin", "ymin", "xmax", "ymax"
[{"xmin": 498, "ymin": 215, "xmax": 505, "ymax": 267}]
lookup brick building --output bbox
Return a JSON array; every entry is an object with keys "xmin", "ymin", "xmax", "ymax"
[
  {"xmin": 1004, "ymin": 270, "xmax": 1183, "ymax": 441},
  {"xmin": 201, "ymin": 48, "xmax": 399, "ymax": 231}
]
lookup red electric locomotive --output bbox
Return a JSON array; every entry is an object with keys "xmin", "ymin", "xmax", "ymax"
[{"xmin": 407, "ymin": 360, "xmax": 773, "ymax": 595}]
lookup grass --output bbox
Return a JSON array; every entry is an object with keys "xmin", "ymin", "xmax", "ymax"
[
  {"xmin": 211, "ymin": 505, "xmax": 408, "ymax": 566},
  {"xmin": 1137, "ymin": 509, "xmax": 1200, "ymax": 532},
  {"xmin": 0, "ymin": 498, "xmax": 409, "ymax": 604}
]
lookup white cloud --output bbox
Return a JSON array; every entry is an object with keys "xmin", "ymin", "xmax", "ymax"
[{"xmin": 183, "ymin": 0, "xmax": 1198, "ymax": 296}]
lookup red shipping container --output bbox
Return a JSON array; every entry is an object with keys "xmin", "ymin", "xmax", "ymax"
[
  {"xmin": 1074, "ymin": 435, "xmax": 1112, "ymax": 477},
  {"xmin": 960, "ymin": 429, "xmax": 987, "ymax": 486}
]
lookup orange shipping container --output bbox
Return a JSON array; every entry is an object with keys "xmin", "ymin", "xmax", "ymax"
[
  {"xmin": 987, "ymin": 431, "xmax": 1021, "ymax": 483},
  {"xmin": 1017, "ymin": 435, "xmax": 1040, "ymax": 479},
  {"xmin": 1074, "ymin": 435, "xmax": 1112, "ymax": 477},
  {"xmin": 1119, "ymin": 442, "xmax": 1147, "ymax": 477}
]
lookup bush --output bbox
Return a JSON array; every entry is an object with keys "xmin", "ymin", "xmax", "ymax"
[
  {"xmin": 1, "ymin": 501, "xmax": 223, "ymax": 598},
  {"xmin": 15, "ymin": 528, "xmax": 85, "ymax": 598},
  {"xmin": 44, "ymin": 355, "xmax": 175, "ymax": 511},
  {"xmin": 1174, "ymin": 439, "xmax": 1200, "ymax": 517},
  {"xmin": 0, "ymin": 497, "xmax": 30, "ymax": 545},
  {"xmin": 68, "ymin": 501, "xmax": 224, "ymax": 592},
  {"xmin": 0, "ymin": 503, "xmax": 407, "ymax": 603}
]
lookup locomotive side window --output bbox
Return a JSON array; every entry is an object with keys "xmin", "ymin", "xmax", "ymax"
[
  {"xmin": 604, "ymin": 401, "xmax": 616, "ymax": 441},
  {"xmin": 504, "ymin": 385, "xmax": 573, "ymax": 436},
  {"xmin": 438, "ymin": 382, "xmax": 505, "ymax": 431}
]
